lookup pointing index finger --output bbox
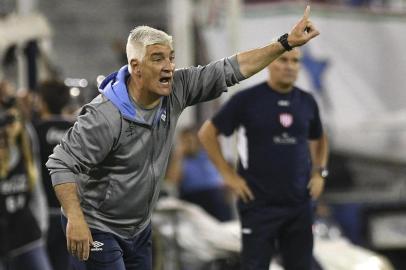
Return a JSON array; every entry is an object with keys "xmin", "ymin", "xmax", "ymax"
[{"xmin": 303, "ymin": 5, "xmax": 310, "ymax": 20}]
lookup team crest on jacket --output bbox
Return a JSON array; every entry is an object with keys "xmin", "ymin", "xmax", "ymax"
[{"xmin": 279, "ymin": 113, "xmax": 293, "ymax": 128}]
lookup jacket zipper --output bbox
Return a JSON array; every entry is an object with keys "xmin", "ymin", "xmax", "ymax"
[
  {"xmin": 129, "ymin": 100, "xmax": 167, "ymax": 232},
  {"xmin": 144, "ymin": 99, "xmax": 167, "ymax": 220},
  {"xmin": 143, "ymin": 124, "xmax": 157, "ymax": 224}
]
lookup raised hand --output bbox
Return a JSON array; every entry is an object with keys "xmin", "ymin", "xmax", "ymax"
[{"xmin": 288, "ymin": 5, "xmax": 320, "ymax": 48}]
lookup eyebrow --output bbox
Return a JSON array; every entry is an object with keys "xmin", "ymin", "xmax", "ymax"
[
  {"xmin": 151, "ymin": 52, "xmax": 164, "ymax": 58},
  {"xmin": 151, "ymin": 51, "xmax": 175, "ymax": 57}
]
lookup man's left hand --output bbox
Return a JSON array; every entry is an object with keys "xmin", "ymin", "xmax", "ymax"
[
  {"xmin": 307, "ymin": 173, "xmax": 325, "ymax": 200},
  {"xmin": 288, "ymin": 5, "xmax": 320, "ymax": 48}
]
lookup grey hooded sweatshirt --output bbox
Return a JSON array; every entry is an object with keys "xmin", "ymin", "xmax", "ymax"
[{"xmin": 46, "ymin": 56, "xmax": 245, "ymax": 239}]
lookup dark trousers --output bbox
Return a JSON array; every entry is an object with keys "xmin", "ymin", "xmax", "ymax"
[
  {"xmin": 61, "ymin": 216, "xmax": 152, "ymax": 270},
  {"xmin": 239, "ymin": 202, "xmax": 314, "ymax": 270}
]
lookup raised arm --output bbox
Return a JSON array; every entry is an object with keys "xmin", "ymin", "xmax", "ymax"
[{"xmin": 237, "ymin": 5, "xmax": 319, "ymax": 78}]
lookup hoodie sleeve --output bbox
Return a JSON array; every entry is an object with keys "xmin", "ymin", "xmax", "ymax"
[
  {"xmin": 173, "ymin": 55, "xmax": 246, "ymax": 109},
  {"xmin": 46, "ymin": 104, "xmax": 115, "ymax": 186}
]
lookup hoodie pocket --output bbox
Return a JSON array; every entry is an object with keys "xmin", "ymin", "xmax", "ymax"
[
  {"xmin": 97, "ymin": 176, "xmax": 153, "ymax": 220},
  {"xmin": 81, "ymin": 177, "xmax": 111, "ymax": 209}
]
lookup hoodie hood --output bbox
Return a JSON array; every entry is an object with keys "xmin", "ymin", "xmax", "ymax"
[
  {"xmin": 99, "ymin": 65, "xmax": 136, "ymax": 121},
  {"xmin": 99, "ymin": 65, "xmax": 167, "ymax": 126}
]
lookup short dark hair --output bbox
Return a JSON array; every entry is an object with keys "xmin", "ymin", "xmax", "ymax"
[{"xmin": 37, "ymin": 80, "xmax": 70, "ymax": 114}]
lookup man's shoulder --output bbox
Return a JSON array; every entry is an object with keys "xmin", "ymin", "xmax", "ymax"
[
  {"xmin": 87, "ymin": 94, "xmax": 111, "ymax": 107},
  {"xmin": 82, "ymin": 94, "xmax": 122, "ymax": 125},
  {"xmin": 87, "ymin": 94, "xmax": 120, "ymax": 114}
]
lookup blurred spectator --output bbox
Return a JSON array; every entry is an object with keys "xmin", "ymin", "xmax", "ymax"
[
  {"xmin": 33, "ymin": 80, "xmax": 73, "ymax": 270},
  {"xmin": 166, "ymin": 127, "xmax": 233, "ymax": 222},
  {"xmin": 15, "ymin": 89, "xmax": 38, "ymax": 122},
  {"xmin": 0, "ymin": 81, "xmax": 52, "ymax": 270}
]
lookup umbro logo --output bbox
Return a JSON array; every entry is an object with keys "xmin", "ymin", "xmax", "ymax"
[
  {"xmin": 125, "ymin": 122, "xmax": 137, "ymax": 137},
  {"xmin": 91, "ymin": 241, "xmax": 104, "ymax": 252}
]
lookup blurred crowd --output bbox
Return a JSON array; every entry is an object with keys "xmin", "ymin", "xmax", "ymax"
[{"xmin": 0, "ymin": 79, "xmax": 75, "ymax": 270}]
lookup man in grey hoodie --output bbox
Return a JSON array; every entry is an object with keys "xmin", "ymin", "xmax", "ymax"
[{"xmin": 46, "ymin": 6, "xmax": 319, "ymax": 270}]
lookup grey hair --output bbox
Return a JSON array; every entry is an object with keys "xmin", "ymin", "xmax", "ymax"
[{"xmin": 126, "ymin": 26, "xmax": 173, "ymax": 72}]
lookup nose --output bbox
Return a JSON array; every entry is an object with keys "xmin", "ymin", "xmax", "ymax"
[{"xmin": 162, "ymin": 58, "xmax": 175, "ymax": 73}]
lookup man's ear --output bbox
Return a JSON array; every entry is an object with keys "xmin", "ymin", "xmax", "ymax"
[{"xmin": 130, "ymin": 59, "xmax": 141, "ymax": 76}]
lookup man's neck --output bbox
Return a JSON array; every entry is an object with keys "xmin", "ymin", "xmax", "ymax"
[
  {"xmin": 127, "ymin": 78, "xmax": 161, "ymax": 109},
  {"xmin": 267, "ymin": 80, "xmax": 293, "ymax": 94}
]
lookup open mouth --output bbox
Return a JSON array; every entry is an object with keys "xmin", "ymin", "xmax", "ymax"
[{"xmin": 159, "ymin": 76, "xmax": 171, "ymax": 86}]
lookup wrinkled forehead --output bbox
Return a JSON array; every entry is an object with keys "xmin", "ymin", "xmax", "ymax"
[{"xmin": 145, "ymin": 43, "xmax": 174, "ymax": 54}]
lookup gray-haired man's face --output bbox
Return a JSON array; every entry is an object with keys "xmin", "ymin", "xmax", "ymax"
[{"xmin": 135, "ymin": 43, "xmax": 175, "ymax": 97}]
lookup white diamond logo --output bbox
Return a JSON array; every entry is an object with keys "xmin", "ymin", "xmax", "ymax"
[{"xmin": 91, "ymin": 241, "xmax": 104, "ymax": 251}]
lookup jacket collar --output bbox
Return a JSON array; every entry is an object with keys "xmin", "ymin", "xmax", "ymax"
[{"xmin": 99, "ymin": 65, "xmax": 168, "ymax": 127}]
